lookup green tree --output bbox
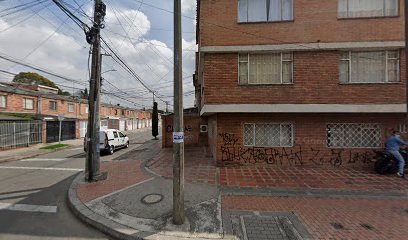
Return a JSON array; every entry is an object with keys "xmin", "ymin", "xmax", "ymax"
[
  {"xmin": 13, "ymin": 72, "xmax": 70, "ymax": 96},
  {"xmin": 152, "ymin": 102, "xmax": 159, "ymax": 140}
]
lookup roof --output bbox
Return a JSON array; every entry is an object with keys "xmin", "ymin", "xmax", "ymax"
[
  {"xmin": 0, "ymin": 82, "xmax": 144, "ymax": 112},
  {"xmin": 0, "ymin": 113, "xmax": 34, "ymax": 121}
]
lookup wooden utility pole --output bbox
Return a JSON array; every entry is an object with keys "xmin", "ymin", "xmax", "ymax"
[
  {"xmin": 173, "ymin": 0, "xmax": 185, "ymax": 225},
  {"xmin": 86, "ymin": 0, "xmax": 105, "ymax": 182}
]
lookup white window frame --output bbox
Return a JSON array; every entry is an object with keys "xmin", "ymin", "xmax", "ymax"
[
  {"xmin": 0, "ymin": 95, "xmax": 6, "ymax": 108},
  {"xmin": 326, "ymin": 123, "xmax": 382, "ymax": 148},
  {"xmin": 23, "ymin": 98, "xmax": 34, "ymax": 110},
  {"xmin": 85, "ymin": 106, "xmax": 89, "ymax": 114},
  {"xmin": 340, "ymin": 50, "xmax": 400, "ymax": 84},
  {"xmin": 338, "ymin": 0, "xmax": 399, "ymax": 18},
  {"xmin": 68, "ymin": 103, "xmax": 74, "ymax": 113},
  {"xmin": 238, "ymin": 52, "xmax": 293, "ymax": 85},
  {"xmin": 243, "ymin": 123, "xmax": 294, "ymax": 147},
  {"xmin": 238, "ymin": 0, "xmax": 294, "ymax": 23},
  {"xmin": 49, "ymin": 101, "xmax": 57, "ymax": 111}
]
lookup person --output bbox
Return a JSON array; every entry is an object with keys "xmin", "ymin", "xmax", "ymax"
[{"xmin": 385, "ymin": 130, "xmax": 408, "ymax": 178}]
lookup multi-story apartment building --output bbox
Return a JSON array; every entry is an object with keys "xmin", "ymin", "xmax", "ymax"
[
  {"xmin": 0, "ymin": 82, "xmax": 152, "ymax": 148},
  {"xmin": 195, "ymin": 0, "xmax": 406, "ymax": 167}
]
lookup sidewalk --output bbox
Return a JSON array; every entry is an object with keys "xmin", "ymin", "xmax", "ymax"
[
  {"xmin": 0, "ymin": 138, "xmax": 83, "ymax": 163},
  {"xmin": 68, "ymin": 140, "xmax": 408, "ymax": 240}
]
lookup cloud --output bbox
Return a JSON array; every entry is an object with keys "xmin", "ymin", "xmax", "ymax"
[
  {"xmin": 0, "ymin": 1, "xmax": 197, "ymax": 109},
  {"xmin": 181, "ymin": 0, "xmax": 197, "ymax": 14}
]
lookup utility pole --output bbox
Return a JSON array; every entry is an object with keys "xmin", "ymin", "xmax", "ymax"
[
  {"xmin": 86, "ymin": 0, "xmax": 106, "ymax": 182},
  {"xmin": 173, "ymin": 0, "xmax": 184, "ymax": 225}
]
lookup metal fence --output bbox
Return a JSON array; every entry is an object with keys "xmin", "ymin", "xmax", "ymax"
[{"xmin": 0, "ymin": 121, "xmax": 43, "ymax": 150}]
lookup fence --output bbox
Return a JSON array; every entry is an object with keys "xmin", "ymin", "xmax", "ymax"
[{"xmin": 0, "ymin": 121, "xmax": 43, "ymax": 150}]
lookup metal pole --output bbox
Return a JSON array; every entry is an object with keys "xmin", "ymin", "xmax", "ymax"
[
  {"xmin": 86, "ymin": 0, "xmax": 103, "ymax": 182},
  {"xmin": 59, "ymin": 120, "xmax": 62, "ymax": 144},
  {"xmin": 173, "ymin": 0, "xmax": 184, "ymax": 225}
]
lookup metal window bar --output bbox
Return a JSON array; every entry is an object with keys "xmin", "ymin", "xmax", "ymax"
[
  {"xmin": 0, "ymin": 121, "xmax": 43, "ymax": 150},
  {"xmin": 326, "ymin": 123, "xmax": 381, "ymax": 148}
]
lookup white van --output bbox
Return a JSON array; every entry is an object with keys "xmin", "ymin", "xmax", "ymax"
[{"xmin": 84, "ymin": 129, "xmax": 129, "ymax": 155}]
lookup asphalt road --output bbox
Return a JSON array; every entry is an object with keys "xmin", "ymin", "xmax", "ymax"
[{"xmin": 0, "ymin": 128, "xmax": 155, "ymax": 240}]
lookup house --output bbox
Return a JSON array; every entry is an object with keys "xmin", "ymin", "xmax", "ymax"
[
  {"xmin": 194, "ymin": 0, "xmax": 406, "ymax": 167},
  {"xmin": 0, "ymin": 82, "xmax": 152, "ymax": 149}
]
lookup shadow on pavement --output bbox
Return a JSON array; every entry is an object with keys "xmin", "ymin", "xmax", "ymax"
[{"xmin": 0, "ymin": 174, "xmax": 109, "ymax": 239}]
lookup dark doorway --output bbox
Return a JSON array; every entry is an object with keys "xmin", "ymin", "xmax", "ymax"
[{"xmin": 46, "ymin": 121, "xmax": 76, "ymax": 143}]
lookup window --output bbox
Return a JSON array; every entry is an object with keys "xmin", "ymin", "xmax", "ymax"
[
  {"xmin": 340, "ymin": 51, "xmax": 399, "ymax": 83},
  {"xmin": 68, "ymin": 104, "xmax": 74, "ymax": 113},
  {"xmin": 338, "ymin": 0, "xmax": 398, "ymax": 18},
  {"xmin": 49, "ymin": 101, "xmax": 57, "ymax": 111},
  {"xmin": 239, "ymin": 53, "xmax": 293, "ymax": 84},
  {"xmin": 121, "ymin": 110, "xmax": 125, "ymax": 116},
  {"xmin": 113, "ymin": 131, "xmax": 118, "ymax": 138},
  {"xmin": 327, "ymin": 123, "xmax": 381, "ymax": 148},
  {"xmin": 119, "ymin": 132, "xmax": 125, "ymax": 137},
  {"xmin": 23, "ymin": 98, "xmax": 34, "ymax": 110},
  {"xmin": 0, "ymin": 95, "xmax": 6, "ymax": 108},
  {"xmin": 238, "ymin": 0, "xmax": 293, "ymax": 22},
  {"xmin": 85, "ymin": 106, "xmax": 89, "ymax": 114},
  {"xmin": 244, "ymin": 123, "xmax": 293, "ymax": 147}
]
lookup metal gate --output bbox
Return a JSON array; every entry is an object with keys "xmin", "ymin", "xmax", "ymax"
[
  {"xmin": 46, "ymin": 121, "xmax": 76, "ymax": 143},
  {"xmin": 119, "ymin": 120, "xmax": 125, "ymax": 131},
  {"xmin": 80, "ymin": 120, "xmax": 88, "ymax": 138},
  {"xmin": 0, "ymin": 121, "xmax": 43, "ymax": 150}
]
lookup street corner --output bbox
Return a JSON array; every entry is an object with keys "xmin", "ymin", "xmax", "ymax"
[
  {"xmin": 75, "ymin": 160, "xmax": 152, "ymax": 203},
  {"xmin": 145, "ymin": 146, "xmax": 218, "ymax": 185},
  {"xmin": 221, "ymin": 195, "xmax": 408, "ymax": 240}
]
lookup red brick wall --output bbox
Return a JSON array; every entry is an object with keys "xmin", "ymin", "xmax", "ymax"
[
  {"xmin": 40, "ymin": 97, "xmax": 82, "ymax": 117},
  {"xmin": 214, "ymin": 113, "xmax": 406, "ymax": 168},
  {"xmin": 202, "ymin": 51, "xmax": 406, "ymax": 105},
  {"xmin": 0, "ymin": 93, "xmax": 38, "ymax": 114},
  {"xmin": 162, "ymin": 114, "xmax": 202, "ymax": 147},
  {"xmin": 199, "ymin": 0, "xmax": 404, "ymax": 46}
]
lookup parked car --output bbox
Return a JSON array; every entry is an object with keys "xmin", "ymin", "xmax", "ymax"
[{"xmin": 84, "ymin": 129, "xmax": 129, "ymax": 155}]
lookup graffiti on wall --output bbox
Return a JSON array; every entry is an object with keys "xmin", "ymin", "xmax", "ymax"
[
  {"xmin": 166, "ymin": 125, "xmax": 192, "ymax": 133},
  {"xmin": 219, "ymin": 133, "xmax": 375, "ymax": 167}
]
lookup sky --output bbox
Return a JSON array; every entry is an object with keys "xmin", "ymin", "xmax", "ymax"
[{"xmin": 0, "ymin": 0, "xmax": 198, "ymax": 111}]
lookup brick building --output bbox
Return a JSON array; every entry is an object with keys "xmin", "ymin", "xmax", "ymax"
[
  {"xmin": 195, "ymin": 0, "xmax": 407, "ymax": 167},
  {"xmin": 0, "ymin": 82, "xmax": 152, "ymax": 148}
]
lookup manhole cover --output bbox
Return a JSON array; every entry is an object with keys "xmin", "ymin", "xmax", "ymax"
[
  {"xmin": 331, "ymin": 222, "xmax": 345, "ymax": 230},
  {"xmin": 360, "ymin": 223, "xmax": 375, "ymax": 231},
  {"xmin": 141, "ymin": 194, "xmax": 163, "ymax": 204}
]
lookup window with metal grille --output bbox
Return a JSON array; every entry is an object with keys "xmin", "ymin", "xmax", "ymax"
[
  {"xmin": 239, "ymin": 53, "xmax": 293, "ymax": 85},
  {"xmin": 326, "ymin": 123, "xmax": 381, "ymax": 148},
  {"xmin": 49, "ymin": 101, "xmax": 57, "ymax": 111},
  {"xmin": 340, "ymin": 50, "xmax": 399, "ymax": 83},
  {"xmin": 244, "ymin": 123, "xmax": 293, "ymax": 147},
  {"xmin": 338, "ymin": 0, "xmax": 398, "ymax": 18}
]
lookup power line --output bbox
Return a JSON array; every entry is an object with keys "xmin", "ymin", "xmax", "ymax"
[{"xmin": 0, "ymin": 53, "xmax": 88, "ymax": 86}]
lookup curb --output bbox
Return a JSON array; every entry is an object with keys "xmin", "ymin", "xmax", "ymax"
[
  {"xmin": 68, "ymin": 172, "xmax": 236, "ymax": 240},
  {"xmin": 68, "ymin": 172, "xmax": 144, "ymax": 240},
  {"xmin": 0, "ymin": 144, "xmax": 80, "ymax": 163}
]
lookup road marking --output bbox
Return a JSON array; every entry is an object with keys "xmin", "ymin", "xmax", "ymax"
[
  {"xmin": 21, "ymin": 158, "xmax": 67, "ymax": 162},
  {"xmin": 0, "ymin": 166, "xmax": 83, "ymax": 171},
  {"xmin": 0, "ymin": 202, "xmax": 57, "ymax": 213}
]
